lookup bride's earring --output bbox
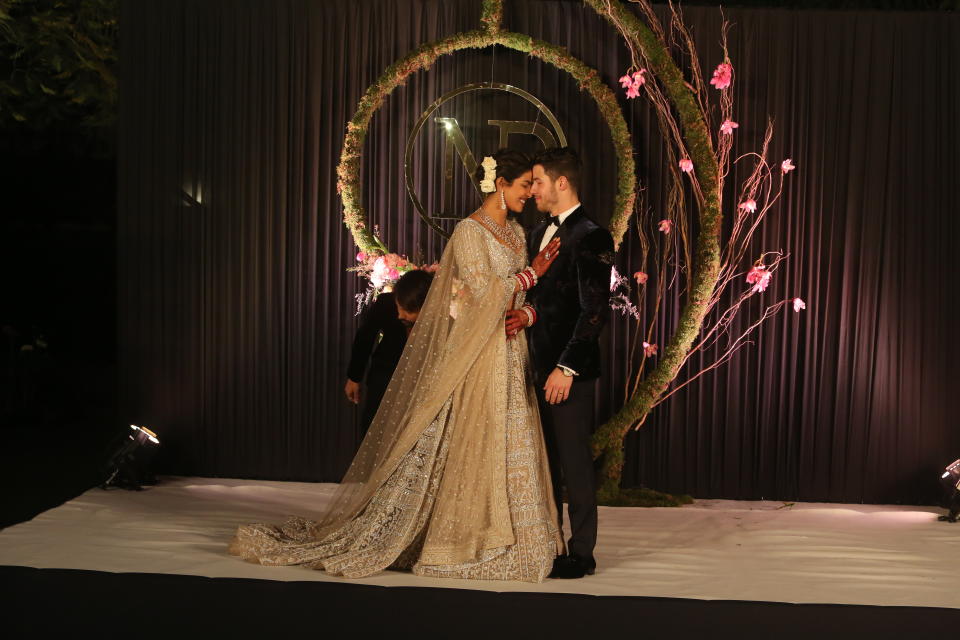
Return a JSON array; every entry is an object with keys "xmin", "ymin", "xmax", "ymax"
[{"xmin": 499, "ymin": 190, "xmax": 507, "ymax": 210}]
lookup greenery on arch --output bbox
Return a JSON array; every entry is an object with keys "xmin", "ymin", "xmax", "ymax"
[{"xmin": 336, "ymin": 0, "xmax": 637, "ymax": 255}]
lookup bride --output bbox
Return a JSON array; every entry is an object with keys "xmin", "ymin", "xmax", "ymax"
[{"xmin": 229, "ymin": 149, "xmax": 564, "ymax": 582}]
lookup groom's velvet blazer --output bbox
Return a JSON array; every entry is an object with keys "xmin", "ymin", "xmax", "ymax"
[{"xmin": 525, "ymin": 207, "xmax": 615, "ymax": 381}]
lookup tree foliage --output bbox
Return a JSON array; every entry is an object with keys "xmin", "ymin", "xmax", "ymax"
[{"xmin": 0, "ymin": 0, "xmax": 118, "ymax": 133}]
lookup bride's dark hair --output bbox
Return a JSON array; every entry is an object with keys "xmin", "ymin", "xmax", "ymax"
[{"xmin": 473, "ymin": 148, "xmax": 531, "ymax": 185}]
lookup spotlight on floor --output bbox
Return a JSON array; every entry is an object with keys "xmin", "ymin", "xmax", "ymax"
[
  {"xmin": 102, "ymin": 425, "xmax": 161, "ymax": 491},
  {"xmin": 938, "ymin": 459, "xmax": 960, "ymax": 523}
]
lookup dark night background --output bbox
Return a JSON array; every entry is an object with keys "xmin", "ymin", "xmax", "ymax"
[{"xmin": 2, "ymin": 0, "xmax": 959, "ymax": 528}]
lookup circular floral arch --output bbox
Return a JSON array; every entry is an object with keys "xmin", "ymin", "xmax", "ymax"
[
  {"xmin": 339, "ymin": 0, "xmax": 745, "ymax": 504},
  {"xmin": 336, "ymin": 1, "xmax": 637, "ymax": 254}
]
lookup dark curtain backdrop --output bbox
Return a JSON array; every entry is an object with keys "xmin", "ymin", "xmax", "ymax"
[{"xmin": 118, "ymin": 0, "xmax": 960, "ymax": 504}]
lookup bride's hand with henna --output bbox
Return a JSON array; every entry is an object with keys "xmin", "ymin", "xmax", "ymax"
[{"xmin": 531, "ymin": 237, "xmax": 561, "ymax": 277}]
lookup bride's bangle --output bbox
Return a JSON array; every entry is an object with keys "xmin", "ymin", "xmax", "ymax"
[
  {"xmin": 514, "ymin": 267, "xmax": 538, "ymax": 291},
  {"xmin": 521, "ymin": 303, "xmax": 537, "ymax": 327}
]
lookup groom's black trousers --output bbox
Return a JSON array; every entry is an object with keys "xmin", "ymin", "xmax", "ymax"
[{"xmin": 536, "ymin": 377, "xmax": 597, "ymax": 560}]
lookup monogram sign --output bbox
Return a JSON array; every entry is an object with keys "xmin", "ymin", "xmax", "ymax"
[{"xmin": 404, "ymin": 82, "xmax": 567, "ymax": 237}]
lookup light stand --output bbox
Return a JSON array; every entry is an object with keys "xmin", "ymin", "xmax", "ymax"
[{"xmin": 102, "ymin": 425, "xmax": 160, "ymax": 491}]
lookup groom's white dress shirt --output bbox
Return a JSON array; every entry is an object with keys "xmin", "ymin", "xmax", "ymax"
[{"xmin": 538, "ymin": 203, "xmax": 580, "ymax": 252}]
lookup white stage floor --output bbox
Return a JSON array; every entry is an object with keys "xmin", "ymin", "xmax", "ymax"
[{"xmin": 2, "ymin": 477, "xmax": 958, "ymax": 608}]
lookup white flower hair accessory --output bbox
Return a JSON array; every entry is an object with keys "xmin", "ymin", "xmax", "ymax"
[{"xmin": 479, "ymin": 156, "xmax": 497, "ymax": 193}]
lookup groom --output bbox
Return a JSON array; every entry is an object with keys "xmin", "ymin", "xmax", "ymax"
[{"xmin": 507, "ymin": 147, "xmax": 614, "ymax": 579}]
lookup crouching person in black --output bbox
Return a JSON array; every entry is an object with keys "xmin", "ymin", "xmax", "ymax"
[{"xmin": 344, "ymin": 269, "xmax": 434, "ymax": 436}]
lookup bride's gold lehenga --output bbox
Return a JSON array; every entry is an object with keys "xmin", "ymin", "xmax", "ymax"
[{"xmin": 229, "ymin": 218, "xmax": 563, "ymax": 582}]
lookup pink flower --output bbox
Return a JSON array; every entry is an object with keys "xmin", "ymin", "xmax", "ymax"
[
  {"xmin": 745, "ymin": 264, "xmax": 772, "ymax": 293},
  {"xmin": 356, "ymin": 251, "xmax": 367, "ymax": 262},
  {"xmin": 739, "ymin": 199, "xmax": 757, "ymax": 213},
  {"xmin": 658, "ymin": 219, "xmax": 672, "ymax": 234},
  {"xmin": 793, "ymin": 297, "xmax": 806, "ymax": 313},
  {"xmin": 781, "ymin": 158, "xmax": 796, "ymax": 174},
  {"xmin": 679, "ymin": 158, "xmax": 693, "ymax": 173},
  {"xmin": 633, "ymin": 271, "xmax": 648, "ymax": 285},
  {"xmin": 620, "ymin": 70, "xmax": 647, "ymax": 99},
  {"xmin": 642, "ymin": 342, "xmax": 658, "ymax": 357},
  {"xmin": 385, "ymin": 253, "xmax": 402, "ymax": 268},
  {"xmin": 720, "ymin": 119, "xmax": 739, "ymax": 135},
  {"xmin": 710, "ymin": 63, "xmax": 732, "ymax": 90},
  {"xmin": 387, "ymin": 268, "xmax": 400, "ymax": 281},
  {"xmin": 422, "ymin": 262, "xmax": 440, "ymax": 273}
]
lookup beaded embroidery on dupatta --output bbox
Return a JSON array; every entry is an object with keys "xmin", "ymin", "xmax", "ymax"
[{"xmin": 229, "ymin": 218, "xmax": 562, "ymax": 582}]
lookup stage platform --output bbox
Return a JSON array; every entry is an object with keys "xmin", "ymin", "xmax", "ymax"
[
  {"xmin": 3, "ymin": 476, "xmax": 960, "ymax": 637},
  {"xmin": 2, "ymin": 476, "xmax": 959, "ymax": 609}
]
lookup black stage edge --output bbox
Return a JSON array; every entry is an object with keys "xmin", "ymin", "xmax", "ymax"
[{"xmin": 2, "ymin": 566, "xmax": 958, "ymax": 638}]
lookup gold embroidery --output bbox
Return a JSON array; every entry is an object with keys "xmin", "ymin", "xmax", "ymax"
[{"xmin": 229, "ymin": 219, "xmax": 562, "ymax": 582}]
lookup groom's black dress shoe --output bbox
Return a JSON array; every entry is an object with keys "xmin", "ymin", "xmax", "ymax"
[{"xmin": 549, "ymin": 554, "xmax": 596, "ymax": 579}]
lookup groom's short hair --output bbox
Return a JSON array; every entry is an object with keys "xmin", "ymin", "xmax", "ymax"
[{"xmin": 533, "ymin": 147, "xmax": 582, "ymax": 195}]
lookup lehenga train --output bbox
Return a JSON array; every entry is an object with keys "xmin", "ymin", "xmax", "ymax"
[{"xmin": 229, "ymin": 218, "xmax": 563, "ymax": 582}]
